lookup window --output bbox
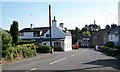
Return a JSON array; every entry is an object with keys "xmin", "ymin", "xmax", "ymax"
[
  {"xmin": 46, "ymin": 34, "xmax": 49, "ymax": 37},
  {"xmin": 34, "ymin": 31, "xmax": 40, "ymax": 37},
  {"xmin": 43, "ymin": 43, "xmax": 46, "ymax": 45}
]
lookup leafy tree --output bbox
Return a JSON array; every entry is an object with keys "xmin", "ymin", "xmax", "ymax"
[
  {"xmin": 82, "ymin": 31, "xmax": 91, "ymax": 36},
  {"xmin": 74, "ymin": 27, "xmax": 81, "ymax": 39},
  {"xmin": 105, "ymin": 24, "xmax": 110, "ymax": 29},
  {"xmin": 111, "ymin": 23, "xmax": 117, "ymax": 28},
  {"xmin": 69, "ymin": 27, "xmax": 81, "ymax": 44},
  {"xmin": 10, "ymin": 21, "xmax": 19, "ymax": 43}
]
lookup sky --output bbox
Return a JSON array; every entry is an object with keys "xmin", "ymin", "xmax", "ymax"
[{"xmin": 1, "ymin": 0, "xmax": 120, "ymax": 30}]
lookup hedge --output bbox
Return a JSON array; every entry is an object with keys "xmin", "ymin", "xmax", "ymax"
[
  {"xmin": 36, "ymin": 45, "xmax": 51, "ymax": 53},
  {"xmin": 2, "ymin": 43, "xmax": 37, "ymax": 62}
]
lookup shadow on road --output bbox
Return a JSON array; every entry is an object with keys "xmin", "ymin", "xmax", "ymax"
[{"xmin": 83, "ymin": 59, "xmax": 120, "ymax": 70}]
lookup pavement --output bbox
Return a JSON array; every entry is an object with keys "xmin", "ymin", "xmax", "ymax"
[{"xmin": 1, "ymin": 48, "xmax": 120, "ymax": 72}]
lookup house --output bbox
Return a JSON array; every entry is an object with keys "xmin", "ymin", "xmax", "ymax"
[
  {"xmin": 19, "ymin": 16, "xmax": 72, "ymax": 51},
  {"xmin": 91, "ymin": 29, "xmax": 109, "ymax": 46},
  {"xmin": 78, "ymin": 35, "xmax": 91, "ymax": 47},
  {"xmin": 105, "ymin": 26, "xmax": 120, "ymax": 46}
]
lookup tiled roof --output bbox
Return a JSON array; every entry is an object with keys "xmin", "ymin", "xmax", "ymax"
[{"xmin": 19, "ymin": 27, "xmax": 49, "ymax": 36}]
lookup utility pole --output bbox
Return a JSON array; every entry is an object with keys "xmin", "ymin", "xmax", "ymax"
[{"xmin": 49, "ymin": 4, "xmax": 53, "ymax": 53}]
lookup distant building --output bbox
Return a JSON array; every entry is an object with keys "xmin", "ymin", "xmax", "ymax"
[
  {"xmin": 118, "ymin": 1, "xmax": 120, "ymax": 25},
  {"xmin": 105, "ymin": 26, "xmax": 120, "ymax": 46},
  {"xmin": 83, "ymin": 20, "xmax": 101, "ymax": 32},
  {"xmin": 91, "ymin": 29, "xmax": 109, "ymax": 46},
  {"xmin": 78, "ymin": 35, "xmax": 91, "ymax": 47},
  {"xmin": 19, "ymin": 16, "xmax": 72, "ymax": 51}
]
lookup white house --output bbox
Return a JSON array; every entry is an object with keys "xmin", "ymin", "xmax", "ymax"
[
  {"xmin": 106, "ymin": 26, "xmax": 120, "ymax": 46},
  {"xmin": 19, "ymin": 16, "xmax": 72, "ymax": 51}
]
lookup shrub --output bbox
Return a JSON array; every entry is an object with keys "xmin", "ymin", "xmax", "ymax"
[
  {"xmin": 105, "ymin": 42, "xmax": 114, "ymax": 48},
  {"xmin": 36, "ymin": 45, "xmax": 51, "ymax": 53},
  {"xmin": 2, "ymin": 43, "xmax": 37, "ymax": 62}
]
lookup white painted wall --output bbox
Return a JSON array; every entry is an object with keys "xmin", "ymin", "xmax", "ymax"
[
  {"xmin": 108, "ymin": 35, "xmax": 118, "ymax": 42},
  {"xmin": 19, "ymin": 32, "xmax": 33, "ymax": 39},
  {"xmin": 64, "ymin": 36, "xmax": 72, "ymax": 51},
  {"xmin": 43, "ymin": 27, "xmax": 66, "ymax": 38},
  {"xmin": 108, "ymin": 34, "xmax": 119, "ymax": 45}
]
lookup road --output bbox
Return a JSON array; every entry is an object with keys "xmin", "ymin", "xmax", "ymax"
[{"xmin": 2, "ymin": 48, "xmax": 120, "ymax": 72}]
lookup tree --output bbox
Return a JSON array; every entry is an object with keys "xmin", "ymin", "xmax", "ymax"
[
  {"xmin": 10, "ymin": 21, "xmax": 19, "ymax": 43},
  {"xmin": 105, "ymin": 24, "xmax": 110, "ymax": 29},
  {"xmin": 111, "ymin": 23, "xmax": 117, "ymax": 28}
]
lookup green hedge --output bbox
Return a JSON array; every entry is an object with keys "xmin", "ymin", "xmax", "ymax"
[
  {"xmin": 36, "ymin": 45, "xmax": 51, "ymax": 53},
  {"xmin": 105, "ymin": 42, "xmax": 114, "ymax": 48},
  {"xmin": 2, "ymin": 43, "xmax": 37, "ymax": 62}
]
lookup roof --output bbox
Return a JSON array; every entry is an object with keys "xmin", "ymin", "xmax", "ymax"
[
  {"xmin": 108, "ymin": 26, "xmax": 120, "ymax": 35},
  {"xmin": 19, "ymin": 27, "xmax": 49, "ymax": 36},
  {"xmin": 92, "ymin": 29, "xmax": 109, "ymax": 37}
]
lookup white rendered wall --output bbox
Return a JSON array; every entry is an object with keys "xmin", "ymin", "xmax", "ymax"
[
  {"xmin": 108, "ymin": 35, "xmax": 119, "ymax": 45},
  {"xmin": 43, "ymin": 27, "xmax": 66, "ymax": 38},
  {"xmin": 19, "ymin": 32, "xmax": 33, "ymax": 39},
  {"xmin": 64, "ymin": 36, "xmax": 72, "ymax": 51}
]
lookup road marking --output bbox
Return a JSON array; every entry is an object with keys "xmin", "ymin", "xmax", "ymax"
[
  {"xmin": 71, "ymin": 54, "xmax": 75, "ymax": 57},
  {"xmin": 25, "ymin": 68, "xmax": 37, "ymax": 72},
  {"xmin": 49, "ymin": 58, "xmax": 66, "ymax": 65},
  {"xmin": 76, "ymin": 54, "xmax": 78, "ymax": 55},
  {"xmin": 30, "ymin": 68, "xmax": 37, "ymax": 70},
  {"xmin": 79, "ymin": 52, "xmax": 82, "ymax": 54}
]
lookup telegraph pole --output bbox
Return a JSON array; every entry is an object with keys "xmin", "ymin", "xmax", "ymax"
[{"xmin": 49, "ymin": 4, "xmax": 53, "ymax": 53}]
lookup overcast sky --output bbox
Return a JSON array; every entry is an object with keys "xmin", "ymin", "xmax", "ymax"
[{"xmin": 1, "ymin": 0, "xmax": 119, "ymax": 30}]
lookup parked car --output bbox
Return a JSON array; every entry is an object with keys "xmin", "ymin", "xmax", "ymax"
[{"xmin": 73, "ymin": 43, "xmax": 79, "ymax": 49}]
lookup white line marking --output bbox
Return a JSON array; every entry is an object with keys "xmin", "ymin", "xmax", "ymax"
[
  {"xmin": 49, "ymin": 58, "xmax": 66, "ymax": 65},
  {"xmin": 30, "ymin": 68, "xmax": 37, "ymax": 70},
  {"xmin": 76, "ymin": 54, "xmax": 78, "ymax": 55},
  {"xmin": 71, "ymin": 54, "xmax": 75, "ymax": 57}
]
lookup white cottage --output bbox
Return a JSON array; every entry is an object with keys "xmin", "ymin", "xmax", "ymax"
[{"xmin": 19, "ymin": 16, "xmax": 72, "ymax": 51}]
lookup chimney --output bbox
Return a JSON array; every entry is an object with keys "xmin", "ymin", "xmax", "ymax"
[
  {"xmin": 30, "ymin": 24, "xmax": 33, "ymax": 29},
  {"xmin": 59, "ymin": 23, "xmax": 64, "ymax": 28},
  {"xmin": 52, "ymin": 16, "xmax": 57, "ymax": 27},
  {"xmin": 94, "ymin": 20, "xmax": 96, "ymax": 24}
]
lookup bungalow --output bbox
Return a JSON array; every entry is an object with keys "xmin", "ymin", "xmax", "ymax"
[
  {"xmin": 92, "ymin": 29, "xmax": 109, "ymax": 46},
  {"xmin": 19, "ymin": 16, "xmax": 72, "ymax": 51},
  {"xmin": 105, "ymin": 26, "xmax": 120, "ymax": 46}
]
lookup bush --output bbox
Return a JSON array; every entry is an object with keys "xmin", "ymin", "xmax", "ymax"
[
  {"xmin": 2, "ymin": 31, "xmax": 12, "ymax": 46},
  {"xmin": 105, "ymin": 42, "xmax": 114, "ymax": 48},
  {"xmin": 36, "ymin": 45, "xmax": 51, "ymax": 53},
  {"xmin": 2, "ymin": 43, "xmax": 37, "ymax": 62}
]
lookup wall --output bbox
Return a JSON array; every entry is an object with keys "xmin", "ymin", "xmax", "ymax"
[
  {"xmin": 43, "ymin": 26, "xmax": 66, "ymax": 38},
  {"xmin": 108, "ymin": 34, "xmax": 119, "ymax": 45},
  {"xmin": 64, "ymin": 36, "xmax": 72, "ymax": 51},
  {"xmin": 19, "ymin": 32, "xmax": 33, "ymax": 39}
]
